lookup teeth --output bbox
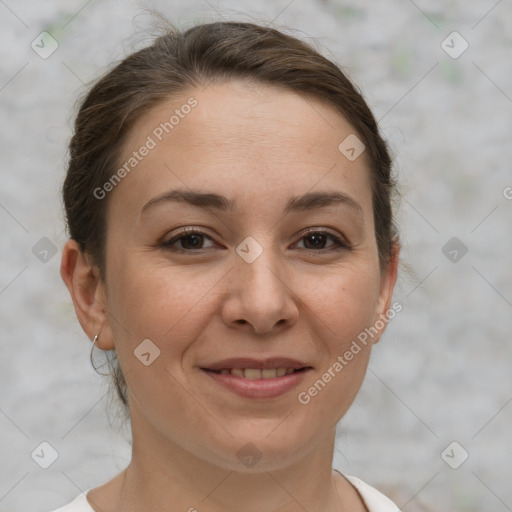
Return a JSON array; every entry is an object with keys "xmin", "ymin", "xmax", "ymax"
[{"xmin": 217, "ymin": 368, "xmax": 300, "ymax": 379}]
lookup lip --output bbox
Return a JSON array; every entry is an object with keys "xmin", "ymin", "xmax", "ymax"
[
  {"xmin": 200, "ymin": 367, "xmax": 312, "ymax": 399},
  {"xmin": 201, "ymin": 357, "xmax": 311, "ymax": 371}
]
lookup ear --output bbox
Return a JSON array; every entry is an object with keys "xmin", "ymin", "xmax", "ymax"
[
  {"xmin": 60, "ymin": 239, "xmax": 115, "ymax": 351},
  {"xmin": 371, "ymin": 242, "xmax": 401, "ymax": 344}
]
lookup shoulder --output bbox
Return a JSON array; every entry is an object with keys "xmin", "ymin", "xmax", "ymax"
[
  {"xmin": 45, "ymin": 490, "xmax": 94, "ymax": 512},
  {"xmin": 341, "ymin": 473, "xmax": 400, "ymax": 512}
]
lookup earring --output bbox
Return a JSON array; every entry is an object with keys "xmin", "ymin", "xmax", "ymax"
[{"xmin": 93, "ymin": 333, "xmax": 99, "ymax": 346}]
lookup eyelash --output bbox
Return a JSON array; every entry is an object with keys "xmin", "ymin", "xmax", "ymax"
[{"xmin": 161, "ymin": 227, "xmax": 351, "ymax": 254}]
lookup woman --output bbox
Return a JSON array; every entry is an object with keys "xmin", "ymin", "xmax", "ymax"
[{"xmin": 56, "ymin": 19, "xmax": 401, "ymax": 512}]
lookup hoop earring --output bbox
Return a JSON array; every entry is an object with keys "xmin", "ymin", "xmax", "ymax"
[{"xmin": 93, "ymin": 333, "xmax": 100, "ymax": 347}]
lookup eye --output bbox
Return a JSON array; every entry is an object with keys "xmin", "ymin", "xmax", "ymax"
[
  {"xmin": 162, "ymin": 228, "xmax": 216, "ymax": 252},
  {"xmin": 293, "ymin": 229, "xmax": 350, "ymax": 252},
  {"xmin": 161, "ymin": 227, "xmax": 350, "ymax": 253}
]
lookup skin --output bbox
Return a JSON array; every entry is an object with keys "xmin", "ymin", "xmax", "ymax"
[{"xmin": 61, "ymin": 80, "xmax": 399, "ymax": 512}]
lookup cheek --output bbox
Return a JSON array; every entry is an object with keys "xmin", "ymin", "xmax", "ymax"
[
  {"xmin": 105, "ymin": 255, "xmax": 225, "ymax": 372},
  {"xmin": 107, "ymin": 251, "xmax": 381, "ymax": 373},
  {"xmin": 309, "ymin": 263, "xmax": 381, "ymax": 342},
  {"xmin": 295, "ymin": 265, "xmax": 380, "ymax": 412},
  {"xmin": 108, "ymin": 264, "xmax": 201, "ymax": 339},
  {"xmin": 104, "ymin": 260, "xmax": 211, "ymax": 415}
]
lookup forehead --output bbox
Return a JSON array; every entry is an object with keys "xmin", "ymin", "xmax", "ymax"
[{"xmin": 110, "ymin": 80, "xmax": 373, "ymax": 221}]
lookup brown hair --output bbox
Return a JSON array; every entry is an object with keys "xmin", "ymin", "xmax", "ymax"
[{"xmin": 63, "ymin": 20, "xmax": 399, "ymax": 411}]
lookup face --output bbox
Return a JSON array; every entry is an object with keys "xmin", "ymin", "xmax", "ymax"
[{"xmin": 95, "ymin": 80, "xmax": 397, "ymax": 471}]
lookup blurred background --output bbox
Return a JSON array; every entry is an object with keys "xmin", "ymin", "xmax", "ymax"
[{"xmin": 1, "ymin": 1, "xmax": 511, "ymax": 511}]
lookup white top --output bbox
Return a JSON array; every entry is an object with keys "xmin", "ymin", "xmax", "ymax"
[{"xmin": 48, "ymin": 473, "xmax": 399, "ymax": 512}]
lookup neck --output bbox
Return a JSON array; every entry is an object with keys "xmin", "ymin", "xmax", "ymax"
[{"xmin": 114, "ymin": 409, "xmax": 349, "ymax": 512}]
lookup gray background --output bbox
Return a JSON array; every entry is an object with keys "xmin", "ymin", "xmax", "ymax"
[{"xmin": 1, "ymin": 1, "xmax": 511, "ymax": 511}]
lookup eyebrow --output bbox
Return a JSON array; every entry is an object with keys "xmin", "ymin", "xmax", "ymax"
[{"xmin": 141, "ymin": 188, "xmax": 363, "ymax": 216}]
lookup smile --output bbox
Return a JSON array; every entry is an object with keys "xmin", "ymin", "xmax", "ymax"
[
  {"xmin": 204, "ymin": 367, "xmax": 305, "ymax": 379},
  {"xmin": 200, "ymin": 367, "xmax": 312, "ymax": 399}
]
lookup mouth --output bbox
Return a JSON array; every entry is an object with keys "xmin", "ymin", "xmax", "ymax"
[
  {"xmin": 199, "ymin": 358, "xmax": 313, "ymax": 399},
  {"xmin": 201, "ymin": 367, "xmax": 310, "ymax": 379}
]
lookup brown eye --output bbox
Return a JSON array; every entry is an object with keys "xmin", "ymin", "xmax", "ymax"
[
  {"xmin": 161, "ymin": 228, "xmax": 350, "ymax": 254},
  {"xmin": 162, "ymin": 229, "xmax": 216, "ymax": 252},
  {"xmin": 295, "ymin": 230, "xmax": 350, "ymax": 252}
]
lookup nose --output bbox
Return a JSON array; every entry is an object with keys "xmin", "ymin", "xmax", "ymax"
[{"xmin": 220, "ymin": 243, "xmax": 299, "ymax": 335}]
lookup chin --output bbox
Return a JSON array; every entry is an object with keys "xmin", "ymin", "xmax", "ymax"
[{"xmin": 201, "ymin": 425, "xmax": 316, "ymax": 473}]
